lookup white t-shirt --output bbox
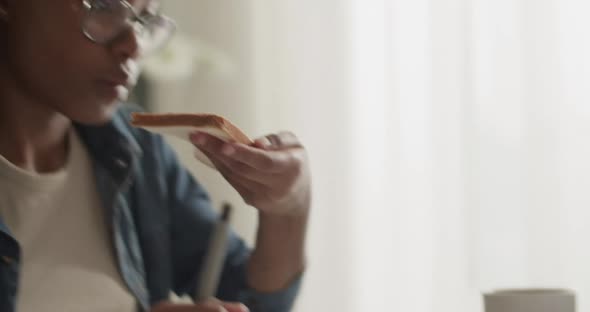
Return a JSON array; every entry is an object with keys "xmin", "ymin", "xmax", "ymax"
[{"xmin": 0, "ymin": 129, "xmax": 136, "ymax": 312}]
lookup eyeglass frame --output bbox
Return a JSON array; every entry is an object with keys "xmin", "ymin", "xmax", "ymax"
[{"xmin": 81, "ymin": 0, "xmax": 176, "ymax": 52}]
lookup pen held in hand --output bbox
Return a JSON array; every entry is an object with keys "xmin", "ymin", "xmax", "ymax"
[{"xmin": 195, "ymin": 202, "xmax": 233, "ymax": 301}]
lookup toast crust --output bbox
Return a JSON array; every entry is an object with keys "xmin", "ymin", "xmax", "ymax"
[{"xmin": 130, "ymin": 113, "xmax": 252, "ymax": 144}]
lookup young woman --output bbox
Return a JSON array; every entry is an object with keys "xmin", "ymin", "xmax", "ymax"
[{"xmin": 0, "ymin": 1, "xmax": 311, "ymax": 311}]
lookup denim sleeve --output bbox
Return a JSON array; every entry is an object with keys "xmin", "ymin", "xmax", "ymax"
[{"xmin": 158, "ymin": 136, "xmax": 302, "ymax": 312}]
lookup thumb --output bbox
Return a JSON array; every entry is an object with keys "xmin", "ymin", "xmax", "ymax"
[
  {"xmin": 220, "ymin": 302, "xmax": 249, "ymax": 312},
  {"xmin": 200, "ymin": 299, "xmax": 249, "ymax": 312}
]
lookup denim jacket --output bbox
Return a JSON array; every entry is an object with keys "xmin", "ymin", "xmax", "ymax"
[{"xmin": 0, "ymin": 105, "xmax": 301, "ymax": 312}]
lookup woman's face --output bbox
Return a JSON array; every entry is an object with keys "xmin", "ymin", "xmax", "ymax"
[{"xmin": 0, "ymin": 0, "xmax": 150, "ymax": 124}]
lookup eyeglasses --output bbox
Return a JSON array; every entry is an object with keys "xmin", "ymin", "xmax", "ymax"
[{"xmin": 82, "ymin": 0, "xmax": 176, "ymax": 55}]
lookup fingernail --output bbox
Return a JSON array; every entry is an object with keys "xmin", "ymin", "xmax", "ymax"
[
  {"xmin": 236, "ymin": 304, "xmax": 250, "ymax": 312},
  {"xmin": 222, "ymin": 144, "xmax": 236, "ymax": 156},
  {"xmin": 256, "ymin": 137, "xmax": 272, "ymax": 148}
]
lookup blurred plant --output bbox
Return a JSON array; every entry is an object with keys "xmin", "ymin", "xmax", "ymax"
[
  {"xmin": 131, "ymin": 32, "xmax": 235, "ymax": 109},
  {"xmin": 141, "ymin": 32, "xmax": 235, "ymax": 82}
]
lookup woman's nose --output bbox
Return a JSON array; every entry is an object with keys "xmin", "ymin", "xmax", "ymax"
[{"xmin": 109, "ymin": 25, "xmax": 143, "ymax": 61}]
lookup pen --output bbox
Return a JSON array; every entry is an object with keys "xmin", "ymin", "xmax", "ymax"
[{"xmin": 195, "ymin": 202, "xmax": 233, "ymax": 301}]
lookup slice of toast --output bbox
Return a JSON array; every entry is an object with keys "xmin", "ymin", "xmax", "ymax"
[{"xmin": 130, "ymin": 112, "xmax": 253, "ymax": 168}]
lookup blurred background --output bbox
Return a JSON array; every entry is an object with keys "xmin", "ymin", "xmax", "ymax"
[{"xmin": 136, "ymin": 0, "xmax": 590, "ymax": 311}]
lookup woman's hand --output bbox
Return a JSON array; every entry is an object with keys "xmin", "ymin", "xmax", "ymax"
[{"xmin": 191, "ymin": 131, "xmax": 311, "ymax": 217}]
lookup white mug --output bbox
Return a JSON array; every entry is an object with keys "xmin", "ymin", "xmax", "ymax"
[{"xmin": 484, "ymin": 288, "xmax": 576, "ymax": 312}]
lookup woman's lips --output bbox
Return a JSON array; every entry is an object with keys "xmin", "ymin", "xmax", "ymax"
[
  {"xmin": 96, "ymin": 63, "xmax": 139, "ymax": 100},
  {"xmin": 100, "ymin": 75, "xmax": 133, "ymax": 88},
  {"xmin": 96, "ymin": 77, "xmax": 133, "ymax": 100}
]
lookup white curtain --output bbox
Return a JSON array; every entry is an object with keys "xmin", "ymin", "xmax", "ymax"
[{"xmin": 249, "ymin": 0, "xmax": 590, "ymax": 311}]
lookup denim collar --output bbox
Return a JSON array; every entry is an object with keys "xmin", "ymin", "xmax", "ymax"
[{"xmin": 74, "ymin": 110, "xmax": 143, "ymax": 172}]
